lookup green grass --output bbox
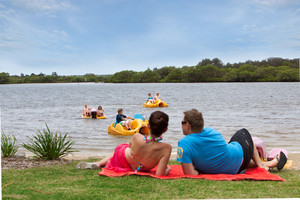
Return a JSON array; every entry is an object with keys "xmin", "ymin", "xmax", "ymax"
[{"xmin": 2, "ymin": 160, "xmax": 300, "ymax": 200}]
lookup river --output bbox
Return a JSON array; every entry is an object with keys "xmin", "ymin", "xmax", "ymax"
[{"xmin": 0, "ymin": 82, "xmax": 299, "ymax": 157}]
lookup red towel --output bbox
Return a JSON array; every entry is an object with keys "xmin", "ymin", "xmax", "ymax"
[{"xmin": 99, "ymin": 165, "xmax": 285, "ymax": 181}]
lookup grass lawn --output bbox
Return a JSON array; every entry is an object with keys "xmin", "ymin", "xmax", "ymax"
[{"xmin": 2, "ymin": 160, "xmax": 300, "ymax": 200}]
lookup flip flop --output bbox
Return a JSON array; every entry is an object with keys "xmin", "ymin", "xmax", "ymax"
[{"xmin": 276, "ymin": 151, "xmax": 287, "ymax": 171}]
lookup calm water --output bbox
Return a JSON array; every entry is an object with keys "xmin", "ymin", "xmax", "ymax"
[{"xmin": 1, "ymin": 82, "xmax": 299, "ymax": 157}]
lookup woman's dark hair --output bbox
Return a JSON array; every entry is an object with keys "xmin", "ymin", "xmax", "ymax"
[{"xmin": 149, "ymin": 111, "xmax": 169, "ymax": 137}]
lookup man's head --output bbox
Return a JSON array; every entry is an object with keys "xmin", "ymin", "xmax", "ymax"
[
  {"xmin": 156, "ymin": 92, "xmax": 159, "ymax": 96},
  {"xmin": 182, "ymin": 109, "xmax": 204, "ymax": 135},
  {"xmin": 149, "ymin": 111, "xmax": 169, "ymax": 137},
  {"xmin": 118, "ymin": 108, "xmax": 123, "ymax": 114}
]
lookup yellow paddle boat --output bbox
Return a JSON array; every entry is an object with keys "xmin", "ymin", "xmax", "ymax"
[
  {"xmin": 81, "ymin": 115, "xmax": 106, "ymax": 119},
  {"xmin": 143, "ymin": 99, "xmax": 168, "ymax": 108},
  {"xmin": 108, "ymin": 118, "xmax": 149, "ymax": 136}
]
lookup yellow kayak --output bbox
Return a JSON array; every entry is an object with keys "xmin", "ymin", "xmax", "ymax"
[
  {"xmin": 81, "ymin": 115, "xmax": 106, "ymax": 119},
  {"xmin": 108, "ymin": 119, "xmax": 149, "ymax": 136},
  {"xmin": 143, "ymin": 99, "xmax": 168, "ymax": 108}
]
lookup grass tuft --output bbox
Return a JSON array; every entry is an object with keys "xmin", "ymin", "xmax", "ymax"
[
  {"xmin": 1, "ymin": 131, "xmax": 18, "ymax": 157},
  {"xmin": 22, "ymin": 124, "xmax": 76, "ymax": 160}
]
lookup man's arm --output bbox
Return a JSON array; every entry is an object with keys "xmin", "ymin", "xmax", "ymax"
[{"xmin": 181, "ymin": 162, "xmax": 199, "ymax": 175}]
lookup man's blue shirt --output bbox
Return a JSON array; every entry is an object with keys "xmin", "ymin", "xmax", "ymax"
[{"xmin": 177, "ymin": 127, "xmax": 243, "ymax": 174}]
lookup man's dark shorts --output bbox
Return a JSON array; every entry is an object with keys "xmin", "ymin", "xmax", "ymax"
[{"xmin": 229, "ymin": 128, "xmax": 254, "ymax": 173}]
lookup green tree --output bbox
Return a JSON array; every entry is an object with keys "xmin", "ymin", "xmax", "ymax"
[
  {"xmin": 155, "ymin": 66, "xmax": 176, "ymax": 80},
  {"xmin": 198, "ymin": 64, "xmax": 223, "ymax": 81},
  {"xmin": 111, "ymin": 70, "xmax": 136, "ymax": 83},
  {"xmin": 0, "ymin": 72, "xmax": 9, "ymax": 84},
  {"xmin": 140, "ymin": 68, "xmax": 160, "ymax": 82},
  {"xmin": 165, "ymin": 68, "xmax": 182, "ymax": 82},
  {"xmin": 277, "ymin": 66, "xmax": 299, "ymax": 81}
]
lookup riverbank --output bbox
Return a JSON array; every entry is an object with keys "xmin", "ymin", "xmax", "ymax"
[{"xmin": 2, "ymin": 151, "xmax": 299, "ymax": 170}]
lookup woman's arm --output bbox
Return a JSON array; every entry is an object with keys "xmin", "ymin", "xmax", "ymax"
[{"xmin": 155, "ymin": 145, "xmax": 172, "ymax": 176}]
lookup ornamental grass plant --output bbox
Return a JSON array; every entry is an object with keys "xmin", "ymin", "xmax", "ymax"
[
  {"xmin": 1, "ymin": 131, "xmax": 18, "ymax": 157},
  {"xmin": 22, "ymin": 124, "xmax": 76, "ymax": 160}
]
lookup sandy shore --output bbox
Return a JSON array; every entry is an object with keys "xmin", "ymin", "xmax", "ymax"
[
  {"xmin": 61, "ymin": 152, "xmax": 300, "ymax": 170},
  {"xmin": 14, "ymin": 149, "xmax": 300, "ymax": 170}
]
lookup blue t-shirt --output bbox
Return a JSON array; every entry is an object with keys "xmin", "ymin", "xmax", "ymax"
[
  {"xmin": 177, "ymin": 127, "xmax": 243, "ymax": 174},
  {"xmin": 116, "ymin": 114, "xmax": 126, "ymax": 123}
]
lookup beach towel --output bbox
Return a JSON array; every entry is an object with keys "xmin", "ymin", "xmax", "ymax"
[{"xmin": 99, "ymin": 165, "xmax": 285, "ymax": 181}]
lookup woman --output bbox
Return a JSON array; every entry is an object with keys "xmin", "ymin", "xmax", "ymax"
[{"xmin": 77, "ymin": 111, "xmax": 172, "ymax": 176}]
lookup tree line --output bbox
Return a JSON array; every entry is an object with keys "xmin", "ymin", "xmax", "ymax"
[{"xmin": 1, "ymin": 57, "xmax": 299, "ymax": 84}]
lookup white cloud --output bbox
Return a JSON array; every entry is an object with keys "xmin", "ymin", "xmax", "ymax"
[
  {"xmin": 241, "ymin": 24, "xmax": 257, "ymax": 32},
  {"xmin": 249, "ymin": 0, "xmax": 300, "ymax": 7},
  {"xmin": 9, "ymin": 0, "xmax": 77, "ymax": 15}
]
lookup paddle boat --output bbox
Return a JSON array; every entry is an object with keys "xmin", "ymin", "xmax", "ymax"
[
  {"xmin": 108, "ymin": 114, "xmax": 149, "ymax": 136},
  {"xmin": 143, "ymin": 99, "xmax": 168, "ymax": 108},
  {"xmin": 81, "ymin": 115, "xmax": 106, "ymax": 119}
]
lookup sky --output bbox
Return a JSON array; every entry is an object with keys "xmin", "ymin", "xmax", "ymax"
[{"xmin": 0, "ymin": 0, "xmax": 299, "ymax": 75}]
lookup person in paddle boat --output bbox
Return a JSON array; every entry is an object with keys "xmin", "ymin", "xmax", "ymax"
[
  {"xmin": 116, "ymin": 108, "xmax": 134, "ymax": 130},
  {"xmin": 177, "ymin": 109, "xmax": 287, "ymax": 175},
  {"xmin": 147, "ymin": 93, "xmax": 155, "ymax": 104},
  {"xmin": 153, "ymin": 92, "xmax": 162, "ymax": 101},
  {"xmin": 77, "ymin": 111, "xmax": 172, "ymax": 176},
  {"xmin": 97, "ymin": 106, "xmax": 104, "ymax": 117},
  {"xmin": 82, "ymin": 104, "xmax": 92, "ymax": 117}
]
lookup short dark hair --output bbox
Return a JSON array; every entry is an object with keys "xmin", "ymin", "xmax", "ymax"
[
  {"xmin": 149, "ymin": 111, "xmax": 169, "ymax": 137},
  {"xmin": 117, "ymin": 108, "xmax": 123, "ymax": 114},
  {"xmin": 183, "ymin": 109, "xmax": 204, "ymax": 133}
]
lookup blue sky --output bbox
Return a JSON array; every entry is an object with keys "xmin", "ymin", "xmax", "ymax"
[{"xmin": 1, "ymin": 0, "xmax": 299, "ymax": 75}]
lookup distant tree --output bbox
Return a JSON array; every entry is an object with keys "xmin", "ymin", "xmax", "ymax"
[
  {"xmin": 156, "ymin": 66, "xmax": 176, "ymax": 79},
  {"xmin": 198, "ymin": 64, "xmax": 224, "ymax": 81},
  {"xmin": 131, "ymin": 72, "xmax": 143, "ymax": 82},
  {"xmin": 197, "ymin": 58, "xmax": 210, "ymax": 66},
  {"xmin": 84, "ymin": 73, "xmax": 97, "ymax": 82},
  {"xmin": 211, "ymin": 58, "xmax": 224, "ymax": 68},
  {"xmin": 165, "ymin": 68, "xmax": 182, "ymax": 82},
  {"xmin": 20, "ymin": 73, "xmax": 25, "ymax": 77},
  {"xmin": 38, "ymin": 72, "xmax": 45, "ymax": 76},
  {"xmin": 141, "ymin": 68, "xmax": 160, "ymax": 82},
  {"xmin": 52, "ymin": 72, "xmax": 58, "ymax": 77},
  {"xmin": 181, "ymin": 67, "xmax": 200, "ymax": 82},
  {"xmin": 111, "ymin": 70, "xmax": 136, "ymax": 83},
  {"xmin": 267, "ymin": 57, "xmax": 284, "ymax": 67},
  {"xmin": 0, "ymin": 72, "xmax": 9, "ymax": 84}
]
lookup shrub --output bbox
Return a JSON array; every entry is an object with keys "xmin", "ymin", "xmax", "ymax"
[
  {"xmin": 1, "ymin": 132, "xmax": 18, "ymax": 157},
  {"xmin": 22, "ymin": 124, "xmax": 76, "ymax": 160}
]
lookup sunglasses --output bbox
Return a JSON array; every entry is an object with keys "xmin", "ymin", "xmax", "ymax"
[{"xmin": 181, "ymin": 121, "xmax": 187, "ymax": 125}]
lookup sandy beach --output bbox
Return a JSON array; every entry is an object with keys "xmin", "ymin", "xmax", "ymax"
[{"xmin": 61, "ymin": 151, "xmax": 300, "ymax": 170}]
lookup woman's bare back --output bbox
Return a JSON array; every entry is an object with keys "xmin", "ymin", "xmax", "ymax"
[{"xmin": 125, "ymin": 133, "xmax": 171, "ymax": 174}]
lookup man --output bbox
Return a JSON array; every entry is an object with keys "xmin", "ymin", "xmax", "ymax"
[
  {"xmin": 82, "ymin": 104, "xmax": 91, "ymax": 116},
  {"xmin": 153, "ymin": 92, "xmax": 162, "ymax": 101},
  {"xmin": 177, "ymin": 109, "xmax": 287, "ymax": 175}
]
